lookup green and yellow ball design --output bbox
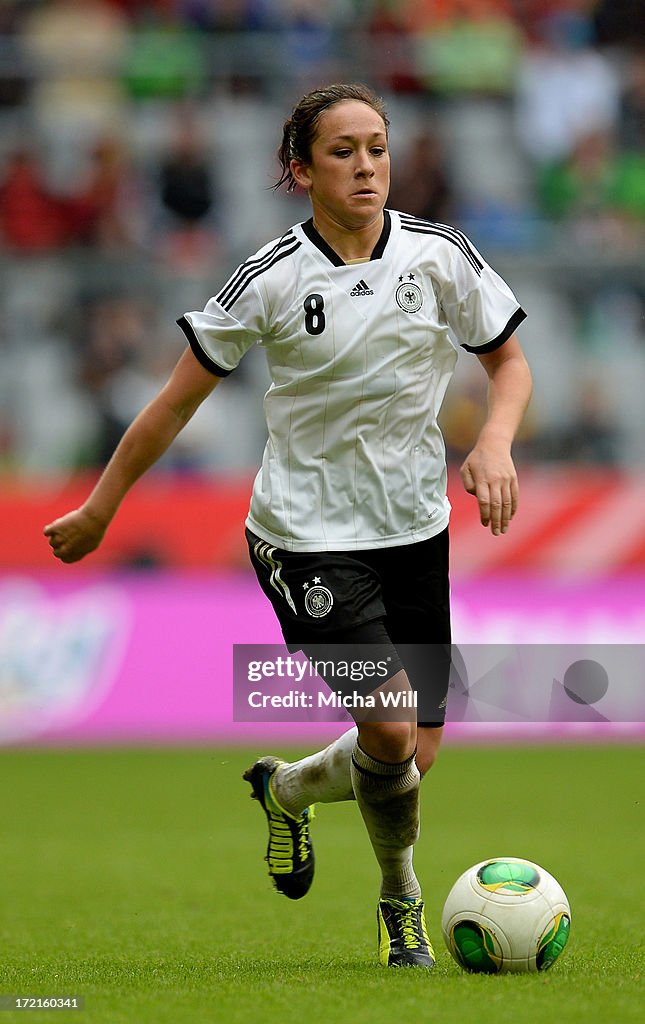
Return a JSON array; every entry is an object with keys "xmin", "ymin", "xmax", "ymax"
[
  {"xmin": 477, "ymin": 859, "xmax": 541, "ymax": 895},
  {"xmin": 442, "ymin": 856, "xmax": 571, "ymax": 974}
]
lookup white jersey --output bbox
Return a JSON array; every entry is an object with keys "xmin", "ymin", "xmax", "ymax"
[{"xmin": 178, "ymin": 210, "xmax": 526, "ymax": 552}]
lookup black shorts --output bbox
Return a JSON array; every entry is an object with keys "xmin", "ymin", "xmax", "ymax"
[{"xmin": 246, "ymin": 528, "xmax": 451, "ymax": 726}]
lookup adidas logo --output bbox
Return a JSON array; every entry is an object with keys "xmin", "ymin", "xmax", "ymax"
[{"xmin": 350, "ymin": 279, "xmax": 374, "ymax": 297}]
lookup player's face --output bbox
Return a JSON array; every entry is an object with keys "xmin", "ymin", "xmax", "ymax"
[{"xmin": 291, "ymin": 100, "xmax": 390, "ymax": 232}]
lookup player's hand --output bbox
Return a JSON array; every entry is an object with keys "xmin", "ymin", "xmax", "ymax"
[
  {"xmin": 460, "ymin": 440, "xmax": 519, "ymax": 536},
  {"xmin": 43, "ymin": 507, "xmax": 107, "ymax": 563}
]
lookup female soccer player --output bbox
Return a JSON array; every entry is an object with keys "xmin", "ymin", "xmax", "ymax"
[{"xmin": 44, "ymin": 83, "xmax": 532, "ymax": 970}]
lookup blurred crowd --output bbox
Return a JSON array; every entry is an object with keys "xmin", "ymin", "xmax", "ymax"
[{"xmin": 0, "ymin": 0, "xmax": 643, "ymax": 474}]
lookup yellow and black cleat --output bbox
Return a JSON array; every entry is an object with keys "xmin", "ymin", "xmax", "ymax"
[
  {"xmin": 243, "ymin": 756, "xmax": 315, "ymax": 900},
  {"xmin": 378, "ymin": 898, "xmax": 436, "ymax": 968}
]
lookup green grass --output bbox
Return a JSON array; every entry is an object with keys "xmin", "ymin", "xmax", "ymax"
[{"xmin": 0, "ymin": 744, "xmax": 642, "ymax": 1023}]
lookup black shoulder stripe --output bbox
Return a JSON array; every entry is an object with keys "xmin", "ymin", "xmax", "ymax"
[
  {"xmin": 399, "ymin": 213, "xmax": 481, "ymax": 259},
  {"xmin": 431, "ymin": 220, "xmax": 484, "ymax": 272},
  {"xmin": 399, "ymin": 215, "xmax": 483, "ymax": 276},
  {"xmin": 400, "ymin": 223, "xmax": 483, "ymax": 276},
  {"xmin": 402, "ymin": 224, "xmax": 482, "ymax": 275},
  {"xmin": 216, "ymin": 233, "xmax": 300, "ymax": 307},
  {"xmin": 217, "ymin": 234, "xmax": 301, "ymax": 311},
  {"xmin": 218, "ymin": 237, "xmax": 301, "ymax": 311},
  {"xmin": 176, "ymin": 314, "xmax": 233, "ymax": 377},
  {"xmin": 461, "ymin": 307, "xmax": 527, "ymax": 354},
  {"xmin": 217, "ymin": 230, "xmax": 297, "ymax": 303}
]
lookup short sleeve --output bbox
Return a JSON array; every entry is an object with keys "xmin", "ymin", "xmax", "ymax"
[
  {"xmin": 436, "ymin": 234, "xmax": 526, "ymax": 353},
  {"xmin": 177, "ymin": 280, "xmax": 267, "ymax": 377}
]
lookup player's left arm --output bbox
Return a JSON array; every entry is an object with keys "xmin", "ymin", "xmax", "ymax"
[{"xmin": 460, "ymin": 333, "xmax": 532, "ymax": 536}]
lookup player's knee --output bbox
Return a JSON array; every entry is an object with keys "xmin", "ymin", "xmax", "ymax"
[{"xmin": 358, "ymin": 720, "xmax": 416, "ymax": 764}]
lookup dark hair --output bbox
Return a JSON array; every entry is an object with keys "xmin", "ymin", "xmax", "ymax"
[{"xmin": 274, "ymin": 83, "xmax": 390, "ymax": 192}]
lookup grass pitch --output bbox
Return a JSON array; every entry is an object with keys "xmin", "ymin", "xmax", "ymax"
[{"xmin": 0, "ymin": 743, "xmax": 642, "ymax": 1024}]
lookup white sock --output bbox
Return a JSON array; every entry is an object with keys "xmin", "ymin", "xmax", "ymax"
[
  {"xmin": 270, "ymin": 726, "xmax": 358, "ymax": 817},
  {"xmin": 350, "ymin": 742, "xmax": 422, "ymax": 900}
]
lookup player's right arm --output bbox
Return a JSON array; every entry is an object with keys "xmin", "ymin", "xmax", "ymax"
[{"xmin": 43, "ymin": 348, "xmax": 221, "ymax": 563}]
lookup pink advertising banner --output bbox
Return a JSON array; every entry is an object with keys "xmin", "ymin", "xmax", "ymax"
[{"xmin": 0, "ymin": 571, "xmax": 643, "ymax": 746}]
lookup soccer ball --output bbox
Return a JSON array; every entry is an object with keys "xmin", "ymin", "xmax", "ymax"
[{"xmin": 441, "ymin": 856, "xmax": 571, "ymax": 974}]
